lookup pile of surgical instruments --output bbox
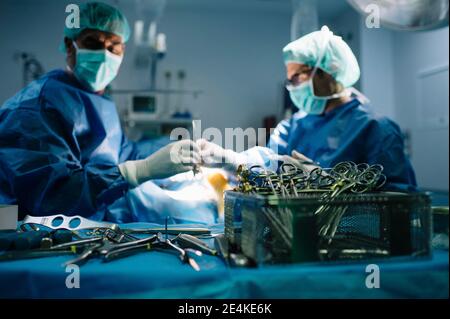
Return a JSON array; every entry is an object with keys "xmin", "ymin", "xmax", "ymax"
[
  {"xmin": 235, "ymin": 161, "xmax": 386, "ymax": 196},
  {"xmin": 235, "ymin": 161, "xmax": 387, "ymax": 242},
  {"xmin": 0, "ymin": 215, "xmax": 217, "ymax": 271}
]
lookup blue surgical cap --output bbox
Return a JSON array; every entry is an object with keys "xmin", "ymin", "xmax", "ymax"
[
  {"xmin": 283, "ymin": 26, "xmax": 360, "ymax": 88},
  {"xmin": 64, "ymin": 2, "xmax": 131, "ymax": 43}
]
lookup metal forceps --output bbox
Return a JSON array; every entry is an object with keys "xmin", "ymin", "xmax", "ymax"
[
  {"xmin": 316, "ymin": 162, "xmax": 386, "ymax": 242},
  {"xmin": 248, "ymin": 165, "xmax": 280, "ymax": 195},
  {"xmin": 58, "ymin": 232, "xmax": 158, "ymax": 266},
  {"xmin": 279, "ymin": 163, "xmax": 299, "ymax": 197},
  {"xmin": 154, "ymin": 233, "xmax": 203, "ymax": 271}
]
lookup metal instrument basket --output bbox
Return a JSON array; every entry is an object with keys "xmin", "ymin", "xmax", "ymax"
[{"xmin": 224, "ymin": 190, "xmax": 432, "ymax": 264}]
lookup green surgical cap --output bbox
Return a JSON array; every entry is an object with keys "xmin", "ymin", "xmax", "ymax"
[
  {"xmin": 283, "ymin": 26, "xmax": 360, "ymax": 88},
  {"xmin": 64, "ymin": 2, "xmax": 130, "ymax": 43}
]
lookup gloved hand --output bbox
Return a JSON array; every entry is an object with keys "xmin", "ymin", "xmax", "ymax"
[
  {"xmin": 119, "ymin": 140, "xmax": 200, "ymax": 187},
  {"xmin": 197, "ymin": 139, "xmax": 246, "ymax": 172},
  {"xmin": 279, "ymin": 150, "xmax": 321, "ymax": 173}
]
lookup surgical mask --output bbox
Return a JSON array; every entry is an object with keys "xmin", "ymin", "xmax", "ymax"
[
  {"xmin": 72, "ymin": 41, "xmax": 123, "ymax": 92},
  {"xmin": 288, "ymin": 71, "xmax": 349, "ymax": 115},
  {"xmin": 289, "ymin": 79, "xmax": 327, "ymax": 115}
]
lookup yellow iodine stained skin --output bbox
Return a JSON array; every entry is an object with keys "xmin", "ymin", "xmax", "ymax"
[{"xmin": 207, "ymin": 172, "xmax": 231, "ymax": 217}]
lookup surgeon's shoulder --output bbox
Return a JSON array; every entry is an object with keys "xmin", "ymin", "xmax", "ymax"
[
  {"xmin": 39, "ymin": 69, "xmax": 78, "ymax": 98},
  {"xmin": 1, "ymin": 72, "xmax": 56, "ymax": 111},
  {"xmin": 39, "ymin": 70, "xmax": 89, "ymax": 113},
  {"xmin": 1, "ymin": 70, "xmax": 67, "ymax": 110},
  {"xmin": 358, "ymin": 104, "xmax": 403, "ymax": 137}
]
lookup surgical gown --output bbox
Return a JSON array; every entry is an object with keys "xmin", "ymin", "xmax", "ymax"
[
  {"xmin": 0, "ymin": 70, "xmax": 217, "ymax": 224},
  {"xmin": 267, "ymin": 98, "xmax": 417, "ymax": 191}
]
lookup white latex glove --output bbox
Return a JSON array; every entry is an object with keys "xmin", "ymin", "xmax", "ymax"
[
  {"xmin": 280, "ymin": 150, "xmax": 321, "ymax": 173},
  {"xmin": 119, "ymin": 140, "xmax": 200, "ymax": 187},
  {"xmin": 197, "ymin": 139, "xmax": 246, "ymax": 172}
]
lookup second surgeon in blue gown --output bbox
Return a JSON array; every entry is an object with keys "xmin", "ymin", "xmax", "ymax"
[
  {"xmin": 198, "ymin": 26, "xmax": 417, "ymax": 191},
  {"xmin": 0, "ymin": 2, "xmax": 217, "ymax": 224}
]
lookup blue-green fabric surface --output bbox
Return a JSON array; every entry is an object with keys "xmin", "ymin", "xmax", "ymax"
[{"xmin": 0, "ymin": 223, "xmax": 448, "ymax": 299}]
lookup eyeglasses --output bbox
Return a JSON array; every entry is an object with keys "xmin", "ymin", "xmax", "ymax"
[
  {"xmin": 285, "ymin": 67, "xmax": 313, "ymax": 91},
  {"xmin": 79, "ymin": 36, "xmax": 125, "ymax": 56}
]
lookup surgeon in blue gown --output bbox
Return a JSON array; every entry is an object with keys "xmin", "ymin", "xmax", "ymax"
[
  {"xmin": 198, "ymin": 26, "xmax": 417, "ymax": 191},
  {"xmin": 0, "ymin": 2, "xmax": 217, "ymax": 224}
]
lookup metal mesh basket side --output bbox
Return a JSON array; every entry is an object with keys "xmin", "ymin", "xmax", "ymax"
[
  {"xmin": 225, "ymin": 191, "xmax": 432, "ymax": 265},
  {"xmin": 408, "ymin": 195, "xmax": 432, "ymax": 257},
  {"xmin": 241, "ymin": 205, "xmax": 298, "ymax": 264},
  {"xmin": 224, "ymin": 194, "xmax": 243, "ymax": 249}
]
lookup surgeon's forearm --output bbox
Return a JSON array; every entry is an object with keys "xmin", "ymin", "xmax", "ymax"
[{"xmin": 14, "ymin": 163, "xmax": 129, "ymax": 217}]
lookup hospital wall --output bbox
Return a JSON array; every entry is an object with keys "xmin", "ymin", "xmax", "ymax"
[
  {"xmin": 359, "ymin": 25, "xmax": 396, "ymax": 119},
  {"xmin": 0, "ymin": 0, "xmax": 66, "ymax": 105},
  {"xmin": 392, "ymin": 27, "xmax": 449, "ymax": 191}
]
